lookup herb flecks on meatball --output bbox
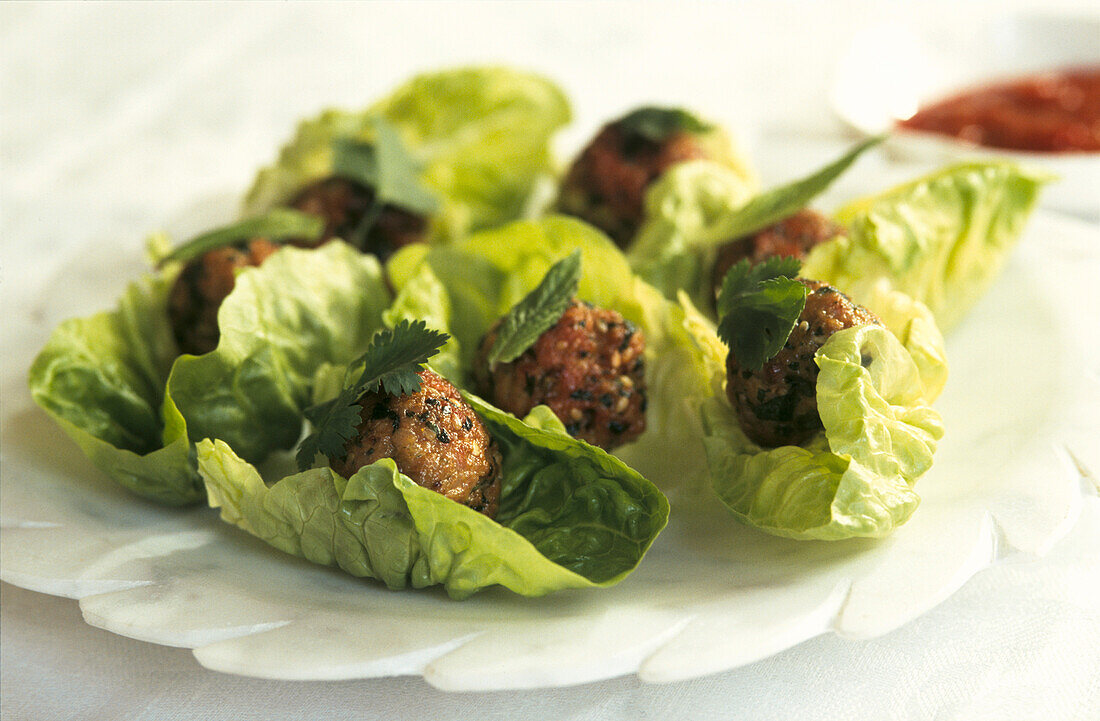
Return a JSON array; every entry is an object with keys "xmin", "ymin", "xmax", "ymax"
[
  {"xmin": 167, "ymin": 238, "xmax": 281, "ymax": 356},
  {"xmin": 329, "ymin": 369, "xmax": 502, "ymax": 518},
  {"xmin": 477, "ymin": 300, "xmax": 647, "ymax": 450},
  {"xmin": 712, "ymin": 209, "xmax": 844, "ymax": 301},
  {"xmin": 290, "ymin": 176, "xmax": 428, "ymax": 261},
  {"xmin": 556, "ymin": 108, "xmax": 713, "ymax": 248},
  {"xmin": 725, "ymin": 279, "xmax": 879, "ymax": 448}
]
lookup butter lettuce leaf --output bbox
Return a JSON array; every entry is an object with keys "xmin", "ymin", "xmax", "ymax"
[
  {"xmin": 629, "ymin": 160, "xmax": 758, "ymax": 310},
  {"xmin": 244, "ymin": 66, "xmax": 571, "ymax": 243},
  {"xmin": 199, "ymin": 395, "xmax": 668, "ymax": 599},
  {"xmin": 381, "ymin": 263, "xmax": 463, "ymax": 383},
  {"xmin": 183, "ymin": 226, "xmax": 668, "ymax": 597},
  {"xmin": 850, "ymin": 280, "xmax": 948, "ymax": 403},
  {"xmin": 388, "ymin": 215, "xmax": 726, "ymax": 499},
  {"xmin": 803, "ymin": 161, "xmax": 1051, "ymax": 331},
  {"xmin": 631, "ymin": 158, "xmax": 1046, "ymax": 337},
  {"xmin": 28, "ymin": 240, "xmax": 394, "ymax": 505},
  {"xmin": 28, "ymin": 268, "xmax": 202, "ymax": 505},
  {"xmin": 166, "ymin": 242, "xmax": 391, "ymax": 463},
  {"xmin": 703, "ymin": 324, "xmax": 944, "ymax": 539}
]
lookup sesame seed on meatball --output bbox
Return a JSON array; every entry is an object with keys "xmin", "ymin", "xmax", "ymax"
[
  {"xmin": 556, "ymin": 112, "xmax": 712, "ymax": 248},
  {"xmin": 725, "ymin": 279, "xmax": 879, "ymax": 448},
  {"xmin": 712, "ymin": 209, "xmax": 844, "ymax": 301},
  {"xmin": 167, "ymin": 238, "xmax": 281, "ymax": 356},
  {"xmin": 289, "ymin": 176, "xmax": 428, "ymax": 261},
  {"xmin": 475, "ymin": 299, "xmax": 647, "ymax": 450},
  {"xmin": 328, "ymin": 369, "xmax": 502, "ymax": 518}
]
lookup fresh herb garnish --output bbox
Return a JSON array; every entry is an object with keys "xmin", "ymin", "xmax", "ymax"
[
  {"xmin": 716, "ymin": 256, "xmax": 807, "ymax": 372},
  {"xmin": 296, "ymin": 319, "xmax": 449, "ymax": 471},
  {"xmin": 331, "ymin": 118, "xmax": 440, "ymax": 249},
  {"xmin": 330, "ymin": 117, "xmax": 441, "ymax": 249},
  {"xmin": 486, "ymin": 250, "xmax": 582, "ymax": 368},
  {"xmin": 618, "ymin": 106, "xmax": 710, "ymax": 143},
  {"xmin": 155, "ymin": 209, "xmax": 324, "ymax": 267},
  {"xmin": 710, "ymin": 135, "xmax": 884, "ymax": 242}
]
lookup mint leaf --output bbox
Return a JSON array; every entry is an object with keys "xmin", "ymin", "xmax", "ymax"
[
  {"xmin": 330, "ymin": 118, "xmax": 440, "ymax": 216},
  {"xmin": 330, "ymin": 138, "xmax": 380, "ymax": 191},
  {"xmin": 296, "ymin": 319, "xmax": 449, "ymax": 471},
  {"xmin": 710, "ymin": 136, "xmax": 884, "ymax": 243},
  {"xmin": 486, "ymin": 250, "xmax": 582, "ymax": 368},
  {"xmin": 156, "ymin": 209, "xmax": 324, "ymax": 267},
  {"xmin": 371, "ymin": 118, "xmax": 440, "ymax": 216},
  {"xmin": 716, "ymin": 258, "xmax": 807, "ymax": 371},
  {"xmin": 618, "ymin": 107, "xmax": 710, "ymax": 142}
]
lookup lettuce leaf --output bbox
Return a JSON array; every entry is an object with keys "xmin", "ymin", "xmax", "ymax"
[
  {"xmin": 199, "ymin": 395, "xmax": 669, "ymax": 600},
  {"xmin": 28, "ymin": 268, "xmax": 202, "ymax": 505},
  {"xmin": 388, "ymin": 215, "xmax": 726, "ymax": 499},
  {"xmin": 150, "ymin": 229, "xmax": 669, "ymax": 598},
  {"xmin": 630, "ymin": 159, "xmax": 1047, "ymax": 336},
  {"xmin": 380, "ymin": 264, "xmax": 463, "ymax": 383},
  {"xmin": 244, "ymin": 66, "xmax": 571, "ymax": 243},
  {"xmin": 27, "ymin": 240, "xmax": 393, "ymax": 505},
  {"xmin": 629, "ymin": 160, "xmax": 758, "ymax": 310},
  {"xmin": 849, "ymin": 280, "xmax": 948, "ymax": 403},
  {"xmin": 702, "ymin": 324, "xmax": 944, "ymax": 540},
  {"xmin": 166, "ymin": 242, "xmax": 391, "ymax": 463},
  {"xmin": 803, "ymin": 161, "xmax": 1051, "ymax": 331}
]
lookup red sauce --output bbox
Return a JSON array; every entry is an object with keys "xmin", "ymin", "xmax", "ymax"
[{"xmin": 897, "ymin": 66, "xmax": 1100, "ymax": 153}]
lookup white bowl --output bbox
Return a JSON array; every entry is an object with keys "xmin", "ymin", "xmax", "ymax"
[{"xmin": 831, "ymin": 12, "xmax": 1100, "ymax": 218}]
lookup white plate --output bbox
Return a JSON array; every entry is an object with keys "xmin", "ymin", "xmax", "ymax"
[
  {"xmin": 1, "ymin": 211, "xmax": 1097, "ymax": 690},
  {"xmin": 831, "ymin": 12, "xmax": 1100, "ymax": 217}
]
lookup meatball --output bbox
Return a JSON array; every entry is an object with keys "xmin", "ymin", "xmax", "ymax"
[
  {"xmin": 556, "ymin": 111, "xmax": 712, "ymax": 248},
  {"xmin": 290, "ymin": 176, "xmax": 428, "ymax": 261},
  {"xmin": 725, "ymin": 279, "xmax": 879, "ymax": 447},
  {"xmin": 475, "ymin": 300, "xmax": 647, "ymax": 450},
  {"xmin": 329, "ymin": 369, "xmax": 502, "ymax": 517},
  {"xmin": 712, "ymin": 209, "xmax": 844, "ymax": 299},
  {"xmin": 167, "ymin": 238, "xmax": 281, "ymax": 355}
]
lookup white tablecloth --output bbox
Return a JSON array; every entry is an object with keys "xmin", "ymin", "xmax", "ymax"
[{"xmin": 2, "ymin": 2, "xmax": 1098, "ymax": 719}]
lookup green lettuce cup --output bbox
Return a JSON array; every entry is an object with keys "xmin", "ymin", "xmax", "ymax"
[
  {"xmin": 702, "ymin": 322, "xmax": 945, "ymax": 540},
  {"xmin": 554, "ymin": 106, "xmax": 759, "ymax": 248},
  {"xmin": 630, "ymin": 149, "xmax": 1050, "ymax": 333},
  {"xmin": 174, "ymin": 239, "xmax": 668, "ymax": 599},
  {"xmin": 386, "ymin": 215, "xmax": 728, "ymax": 500},
  {"xmin": 803, "ymin": 161, "xmax": 1053, "ymax": 331},
  {"xmin": 27, "ymin": 241, "xmax": 392, "ymax": 505},
  {"xmin": 199, "ymin": 395, "xmax": 669, "ymax": 600},
  {"xmin": 27, "ymin": 268, "xmax": 201, "ymax": 505},
  {"xmin": 244, "ymin": 65, "xmax": 572, "ymax": 243},
  {"xmin": 677, "ymin": 253, "xmax": 948, "ymax": 539}
]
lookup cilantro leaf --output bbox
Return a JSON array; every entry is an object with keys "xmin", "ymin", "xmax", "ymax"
[
  {"xmin": 486, "ymin": 250, "xmax": 582, "ymax": 368},
  {"xmin": 618, "ymin": 106, "xmax": 710, "ymax": 143},
  {"xmin": 296, "ymin": 319, "xmax": 449, "ymax": 471},
  {"xmin": 710, "ymin": 135, "xmax": 884, "ymax": 243},
  {"xmin": 716, "ymin": 255, "xmax": 801, "ymax": 318},
  {"xmin": 156, "ymin": 209, "xmax": 324, "ymax": 267},
  {"xmin": 716, "ymin": 258, "xmax": 807, "ymax": 372}
]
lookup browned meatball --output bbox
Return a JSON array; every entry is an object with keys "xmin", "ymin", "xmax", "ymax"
[
  {"xmin": 167, "ymin": 238, "xmax": 281, "ymax": 356},
  {"xmin": 290, "ymin": 176, "xmax": 428, "ymax": 261},
  {"xmin": 556, "ymin": 113, "xmax": 711, "ymax": 248},
  {"xmin": 712, "ymin": 209, "xmax": 844, "ymax": 300},
  {"xmin": 475, "ymin": 300, "xmax": 647, "ymax": 450},
  {"xmin": 329, "ymin": 369, "xmax": 502, "ymax": 517},
  {"xmin": 725, "ymin": 279, "xmax": 879, "ymax": 447}
]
